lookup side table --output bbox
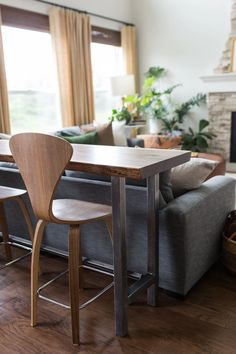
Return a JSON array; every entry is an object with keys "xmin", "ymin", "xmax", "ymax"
[
  {"xmin": 137, "ymin": 134, "xmax": 182, "ymax": 149},
  {"xmin": 192, "ymin": 152, "xmax": 226, "ymax": 179}
]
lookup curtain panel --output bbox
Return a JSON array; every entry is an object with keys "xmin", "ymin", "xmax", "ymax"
[
  {"xmin": 49, "ymin": 6, "xmax": 94, "ymax": 127},
  {"xmin": 0, "ymin": 9, "xmax": 11, "ymax": 134},
  {"xmin": 121, "ymin": 25, "xmax": 138, "ymax": 93}
]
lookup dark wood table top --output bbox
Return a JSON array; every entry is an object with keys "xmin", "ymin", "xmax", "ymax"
[{"xmin": 0, "ymin": 140, "xmax": 191, "ymax": 180}]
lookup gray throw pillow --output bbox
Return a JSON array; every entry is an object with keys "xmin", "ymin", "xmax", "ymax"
[{"xmin": 55, "ymin": 126, "xmax": 81, "ymax": 137}]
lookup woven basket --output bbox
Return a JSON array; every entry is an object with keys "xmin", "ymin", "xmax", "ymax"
[{"xmin": 222, "ymin": 231, "xmax": 236, "ymax": 274}]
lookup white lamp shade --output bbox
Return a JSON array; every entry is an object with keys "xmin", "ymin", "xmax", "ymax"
[{"xmin": 110, "ymin": 75, "xmax": 135, "ymax": 96}]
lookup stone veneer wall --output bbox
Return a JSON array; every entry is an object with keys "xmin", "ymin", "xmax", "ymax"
[
  {"xmin": 215, "ymin": 0, "xmax": 236, "ymax": 73},
  {"xmin": 208, "ymin": 92, "xmax": 236, "ymax": 160}
]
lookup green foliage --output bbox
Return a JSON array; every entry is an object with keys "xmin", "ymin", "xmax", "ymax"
[
  {"xmin": 181, "ymin": 119, "xmax": 216, "ymax": 152},
  {"xmin": 142, "ymin": 67, "xmax": 207, "ymax": 133},
  {"xmin": 124, "ymin": 94, "xmax": 142, "ymax": 118},
  {"xmin": 162, "ymin": 84, "xmax": 182, "ymax": 95},
  {"xmin": 143, "ymin": 66, "xmax": 167, "ymax": 93},
  {"xmin": 144, "ymin": 66, "xmax": 167, "ymax": 79},
  {"xmin": 137, "ymin": 67, "xmax": 207, "ymax": 134},
  {"xmin": 109, "ymin": 106, "xmax": 131, "ymax": 124},
  {"xmin": 175, "ymin": 93, "xmax": 206, "ymax": 124},
  {"xmin": 159, "ymin": 116, "xmax": 179, "ymax": 132},
  {"xmin": 159, "ymin": 93, "xmax": 207, "ymax": 132},
  {"xmin": 109, "ymin": 65, "xmax": 215, "ymax": 152}
]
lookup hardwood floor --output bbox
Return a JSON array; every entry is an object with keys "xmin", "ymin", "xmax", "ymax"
[{"xmin": 0, "ymin": 248, "xmax": 236, "ymax": 354}]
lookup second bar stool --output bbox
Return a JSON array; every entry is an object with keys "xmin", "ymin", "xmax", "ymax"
[{"xmin": 0, "ymin": 185, "xmax": 34, "ymax": 270}]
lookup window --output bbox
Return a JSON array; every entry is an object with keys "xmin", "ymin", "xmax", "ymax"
[
  {"xmin": 1, "ymin": 5, "xmax": 124, "ymax": 130},
  {"xmin": 91, "ymin": 42, "xmax": 123, "ymax": 121},
  {"xmin": 2, "ymin": 26, "xmax": 61, "ymax": 134}
]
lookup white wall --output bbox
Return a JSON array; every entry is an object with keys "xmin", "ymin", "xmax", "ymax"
[
  {"xmin": 131, "ymin": 0, "xmax": 232, "ymax": 127},
  {"xmin": 0, "ymin": 0, "xmax": 133, "ymax": 30}
]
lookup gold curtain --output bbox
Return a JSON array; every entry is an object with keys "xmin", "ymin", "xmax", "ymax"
[
  {"xmin": 0, "ymin": 10, "xmax": 11, "ymax": 134},
  {"xmin": 121, "ymin": 25, "xmax": 138, "ymax": 93},
  {"xmin": 49, "ymin": 6, "xmax": 94, "ymax": 126}
]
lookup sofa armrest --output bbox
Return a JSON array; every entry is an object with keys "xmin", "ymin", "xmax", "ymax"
[
  {"xmin": 159, "ymin": 175, "xmax": 235, "ymax": 294},
  {"xmin": 163, "ymin": 175, "xmax": 235, "ymax": 215}
]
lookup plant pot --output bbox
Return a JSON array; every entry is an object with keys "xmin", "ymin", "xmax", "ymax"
[{"xmin": 148, "ymin": 117, "xmax": 163, "ymax": 134}]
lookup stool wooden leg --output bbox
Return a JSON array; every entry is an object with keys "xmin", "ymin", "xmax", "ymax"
[
  {"xmin": 31, "ymin": 219, "xmax": 46, "ymax": 327},
  {"xmin": 69, "ymin": 225, "xmax": 80, "ymax": 345},
  {"xmin": 79, "ymin": 250, "xmax": 84, "ymax": 290},
  {"xmin": 0, "ymin": 202, "xmax": 12, "ymax": 262},
  {"xmin": 15, "ymin": 197, "xmax": 34, "ymax": 242}
]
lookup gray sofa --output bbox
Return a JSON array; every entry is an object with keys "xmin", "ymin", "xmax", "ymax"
[{"xmin": 0, "ymin": 165, "xmax": 235, "ymax": 296}]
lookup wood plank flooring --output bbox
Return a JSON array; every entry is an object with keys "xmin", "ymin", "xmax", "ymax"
[{"xmin": 0, "ymin": 249, "xmax": 236, "ymax": 354}]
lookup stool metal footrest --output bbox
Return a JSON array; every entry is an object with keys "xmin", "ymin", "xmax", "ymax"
[
  {"xmin": 0, "ymin": 241, "xmax": 32, "ymax": 270},
  {"xmin": 37, "ymin": 267, "xmax": 114, "ymax": 310}
]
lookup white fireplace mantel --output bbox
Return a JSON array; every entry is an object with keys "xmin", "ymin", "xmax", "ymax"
[{"xmin": 200, "ymin": 73, "xmax": 236, "ymax": 92}]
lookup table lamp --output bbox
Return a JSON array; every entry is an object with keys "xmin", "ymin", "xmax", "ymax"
[{"xmin": 110, "ymin": 74, "xmax": 135, "ymax": 106}]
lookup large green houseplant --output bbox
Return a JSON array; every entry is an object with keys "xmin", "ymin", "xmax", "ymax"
[
  {"xmin": 109, "ymin": 66, "xmax": 216, "ymax": 152},
  {"xmin": 137, "ymin": 66, "xmax": 207, "ymax": 134}
]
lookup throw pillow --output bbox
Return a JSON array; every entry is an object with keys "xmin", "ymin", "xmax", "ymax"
[
  {"xmin": 54, "ymin": 126, "xmax": 81, "ymax": 137},
  {"xmin": 159, "ymin": 170, "xmax": 174, "ymax": 202},
  {"xmin": 81, "ymin": 122, "xmax": 115, "ymax": 146},
  {"xmin": 63, "ymin": 131, "xmax": 99, "ymax": 144},
  {"xmin": 171, "ymin": 157, "xmax": 219, "ymax": 197},
  {"xmin": 112, "ymin": 121, "xmax": 127, "ymax": 146}
]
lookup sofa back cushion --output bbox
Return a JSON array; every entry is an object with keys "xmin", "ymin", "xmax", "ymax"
[{"xmin": 65, "ymin": 169, "xmax": 174, "ymax": 209}]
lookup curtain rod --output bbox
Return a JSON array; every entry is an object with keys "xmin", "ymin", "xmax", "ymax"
[{"xmin": 33, "ymin": 0, "xmax": 134, "ymax": 26}]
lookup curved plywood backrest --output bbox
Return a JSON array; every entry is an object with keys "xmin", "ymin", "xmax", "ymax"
[{"xmin": 10, "ymin": 133, "xmax": 73, "ymax": 221}]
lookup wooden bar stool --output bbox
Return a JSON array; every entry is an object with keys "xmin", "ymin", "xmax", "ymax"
[
  {"xmin": 10, "ymin": 133, "xmax": 113, "ymax": 346},
  {"xmin": 0, "ymin": 186, "xmax": 34, "ymax": 269}
]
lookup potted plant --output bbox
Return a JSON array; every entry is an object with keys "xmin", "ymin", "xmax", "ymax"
[
  {"xmin": 140, "ymin": 66, "xmax": 207, "ymax": 134},
  {"xmin": 109, "ymin": 106, "xmax": 132, "ymax": 125},
  {"xmin": 181, "ymin": 119, "xmax": 216, "ymax": 152},
  {"xmin": 123, "ymin": 66, "xmax": 206, "ymax": 137},
  {"xmin": 159, "ymin": 92, "xmax": 207, "ymax": 134}
]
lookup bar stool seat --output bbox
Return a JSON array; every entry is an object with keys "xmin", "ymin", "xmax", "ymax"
[
  {"xmin": 52, "ymin": 199, "xmax": 111, "ymax": 224},
  {"xmin": 0, "ymin": 185, "xmax": 26, "ymax": 200}
]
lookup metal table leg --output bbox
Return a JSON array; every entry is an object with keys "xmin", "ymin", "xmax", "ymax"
[
  {"xmin": 111, "ymin": 176, "xmax": 128, "ymax": 336},
  {"xmin": 147, "ymin": 174, "xmax": 159, "ymax": 306}
]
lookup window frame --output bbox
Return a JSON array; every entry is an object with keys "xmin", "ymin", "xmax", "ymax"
[{"xmin": 0, "ymin": 5, "xmax": 121, "ymax": 46}]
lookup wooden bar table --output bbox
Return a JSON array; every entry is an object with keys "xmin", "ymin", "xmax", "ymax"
[{"xmin": 0, "ymin": 140, "xmax": 191, "ymax": 337}]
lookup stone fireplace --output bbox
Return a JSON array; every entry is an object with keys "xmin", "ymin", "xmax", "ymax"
[
  {"xmin": 201, "ymin": 0, "xmax": 236, "ymax": 170},
  {"xmin": 207, "ymin": 91, "xmax": 236, "ymax": 162}
]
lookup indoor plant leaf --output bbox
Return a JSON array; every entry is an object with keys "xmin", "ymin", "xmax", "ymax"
[{"xmin": 199, "ymin": 119, "xmax": 209, "ymax": 131}]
